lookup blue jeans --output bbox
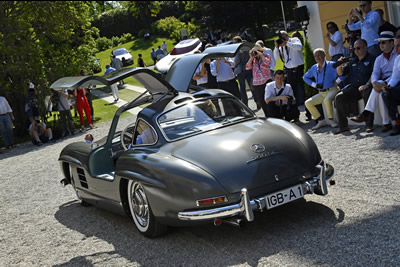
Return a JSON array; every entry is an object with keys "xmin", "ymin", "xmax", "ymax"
[{"xmin": 0, "ymin": 114, "xmax": 13, "ymax": 147}]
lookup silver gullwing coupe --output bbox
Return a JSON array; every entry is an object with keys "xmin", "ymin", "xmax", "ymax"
[{"xmin": 51, "ymin": 43, "xmax": 335, "ymax": 238}]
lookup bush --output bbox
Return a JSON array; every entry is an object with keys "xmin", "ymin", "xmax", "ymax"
[
  {"xmin": 111, "ymin": 36, "xmax": 120, "ymax": 47},
  {"xmin": 303, "ymin": 38, "xmax": 317, "ymax": 98},
  {"xmin": 152, "ymin": 16, "xmax": 200, "ymax": 43},
  {"xmin": 96, "ymin": 37, "xmax": 113, "ymax": 51},
  {"xmin": 119, "ymin": 33, "xmax": 133, "ymax": 44}
]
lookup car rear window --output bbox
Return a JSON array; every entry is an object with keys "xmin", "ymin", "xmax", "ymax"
[
  {"xmin": 158, "ymin": 98, "xmax": 254, "ymax": 141},
  {"xmin": 113, "ymin": 49, "xmax": 128, "ymax": 56}
]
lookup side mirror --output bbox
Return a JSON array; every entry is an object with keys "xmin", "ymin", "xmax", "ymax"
[{"xmin": 85, "ymin": 134, "xmax": 94, "ymax": 143}]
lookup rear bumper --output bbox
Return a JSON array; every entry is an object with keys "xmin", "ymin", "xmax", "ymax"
[{"xmin": 178, "ymin": 163, "xmax": 334, "ymax": 222}]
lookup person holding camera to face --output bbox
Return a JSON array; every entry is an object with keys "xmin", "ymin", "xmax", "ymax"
[
  {"xmin": 29, "ymin": 116, "xmax": 54, "ymax": 146},
  {"xmin": 210, "ymin": 56, "xmax": 241, "ymax": 99},
  {"xmin": 303, "ymin": 48, "xmax": 340, "ymax": 130},
  {"xmin": 347, "ymin": 1, "xmax": 381, "ymax": 58},
  {"xmin": 265, "ymin": 70, "xmax": 297, "ymax": 122},
  {"xmin": 246, "ymin": 43, "xmax": 271, "ymax": 117},
  {"xmin": 273, "ymin": 30, "xmax": 305, "ymax": 121}
]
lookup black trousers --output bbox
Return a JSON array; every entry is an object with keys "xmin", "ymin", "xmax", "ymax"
[
  {"xmin": 253, "ymin": 82, "xmax": 269, "ymax": 117},
  {"xmin": 284, "ymin": 65, "xmax": 304, "ymax": 119},
  {"xmin": 59, "ymin": 109, "xmax": 74, "ymax": 133},
  {"xmin": 267, "ymin": 102, "xmax": 297, "ymax": 121},
  {"xmin": 217, "ymin": 79, "xmax": 241, "ymax": 99},
  {"xmin": 387, "ymin": 86, "xmax": 400, "ymax": 120},
  {"xmin": 335, "ymin": 84, "xmax": 373, "ymax": 128}
]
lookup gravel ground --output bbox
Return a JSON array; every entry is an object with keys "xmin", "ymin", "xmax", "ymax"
[{"xmin": 0, "ymin": 92, "xmax": 399, "ymax": 266}]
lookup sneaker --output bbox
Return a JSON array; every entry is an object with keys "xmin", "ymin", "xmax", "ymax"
[
  {"xmin": 329, "ymin": 119, "xmax": 338, "ymax": 128},
  {"xmin": 36, "ymin": 141, "xmax": 42, "ymax": 146},
  {"xmin": 48, "ymin": 137, "xmax": 55, "ymax": 143},
  {"xmin": 79, "ymin": 126, "xmax": 85, "ymax": 132},
  {"xmin": 312, "ymin": 120, "xmax": 328, "ymax": 130}
]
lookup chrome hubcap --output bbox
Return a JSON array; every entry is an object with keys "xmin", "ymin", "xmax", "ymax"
[{"xmin": 131, "ymin": 183, "xmax": 149, "ymax": 228}]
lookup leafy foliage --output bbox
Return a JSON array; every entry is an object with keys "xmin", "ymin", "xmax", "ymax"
[
  {"xmin": 0, "ymin": 1, "xmax": 98, "ymax": 136},
  {"xmin": 152, "ymin": 17, "xmax": 200, "ymax": 43},
  {"xmin": 303, "ymin": 38, "xmax": 318, "ymax": 98}
]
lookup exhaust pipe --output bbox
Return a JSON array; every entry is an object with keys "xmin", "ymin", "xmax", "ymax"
[
  {"xmin": 222, "ymin": 218, "xmax": 246, "ymax": 228},
  {"xmin": 60, "ymin": 178, "xmax": 70, "ymax": 187}
]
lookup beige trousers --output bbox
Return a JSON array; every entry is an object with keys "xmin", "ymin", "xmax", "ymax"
[{"xmin": 305, "ymin": 87, "xmax": 339, "ymax": 120}]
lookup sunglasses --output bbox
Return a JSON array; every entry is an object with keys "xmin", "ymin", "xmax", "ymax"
[
  {"xmin": 379, "ymin": 41, "xmax": 388, "ymax": 45},
  {"xmin": 354, "ymin": 46, "xmax": 364, "ymax": 50}
]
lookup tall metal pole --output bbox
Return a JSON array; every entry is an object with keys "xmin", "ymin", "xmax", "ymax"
[{"xmin": 281, "ymin": 1, "xmax": 287, "ymax": 32}]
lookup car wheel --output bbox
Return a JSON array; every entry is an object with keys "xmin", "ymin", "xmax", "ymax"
[{"xmin": 127, "ymin": 180, "xmax": 167, "ymax": 237}]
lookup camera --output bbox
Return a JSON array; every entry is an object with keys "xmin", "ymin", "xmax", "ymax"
[
  {"xmin": 286, "ymin": 96, "xmax": 293, "ymax": 110},
  {"xmin": 251, "ymin": 51, "xmax": 257, "ymax": 57},
  {"xmin": 332, "ymin": 56, "xmax": 352, "ymax": 68},
  {"xmin": 35, "ymin": 119, "xmax": 40, "ymax": 124},
  {"xmin": 316, "ymin": 84, "xmax": 323, "ymax": 89},
  {"xmin": 276, "ymin": 32, "xmax": 285, "ymax": 45}
]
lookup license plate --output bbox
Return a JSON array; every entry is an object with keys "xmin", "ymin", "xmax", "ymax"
[{"xmin": 265, "ymin": 184, "xmax": 304, "ymax": 210}]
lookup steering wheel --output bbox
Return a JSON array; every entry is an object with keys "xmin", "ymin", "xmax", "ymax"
[{"xmin": 121, "ymin": 122, "xmax": 136, "ymax": 150}]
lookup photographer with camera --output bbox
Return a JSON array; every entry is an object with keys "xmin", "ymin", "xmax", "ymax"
[
  {"xmin": 246, "ymin": 43, "xmax": 272, "ymax": 117},
  {"xmin": 52, "ymin": 89, "xmax": 74, "ymax": 137},
  {"xmin": 347, "ymin": 1, "xmax": 381, "ymax": 57},
  {"xmin": 303, "ymin": 48, "xmax": 340, "ymax": 130},
  {"xmin": 210, "ymin": 56, "xmax": 241, "ymax": 99},
  {"xmin": 333, "ymin": 39, "xmax": 376, "ymax": 134},
  {"xmin": 29, "ymin": 116, "xmax": 54, "ymax": 146},
  {"xmin": 273, "ymin": 30, "xmax": 304, "ymax": 121},
  {"xmin": 265, "ymin": 70, "xmax": 297, "ymax": 122},
  {"xmin": 325, "ymin": 22, "xmax": 344, "ymax": 62}
]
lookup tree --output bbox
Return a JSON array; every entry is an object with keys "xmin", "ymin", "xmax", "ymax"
[
  {"xmin": 0, "ymin": 1, "xmax": 98, "ymax": 136},
  {"xmin": 127, "ymin": 1, "xmax": 161, "ymax": 30}
]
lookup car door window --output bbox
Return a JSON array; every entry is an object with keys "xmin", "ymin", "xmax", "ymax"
[{"xmin": 134, "ymin": 120, "xmax": 157, "ymax": 145}]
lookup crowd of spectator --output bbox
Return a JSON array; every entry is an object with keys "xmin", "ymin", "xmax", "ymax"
[
  {"xmin": 2, "ymin": 1, "xmax": 400, "ymax": 152},
  {"xmin": 190, "ymin": 1, "xmax": 400, "ymax": 137}
]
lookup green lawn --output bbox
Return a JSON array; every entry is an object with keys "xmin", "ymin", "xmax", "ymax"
[{"xmin": 96, "ymin": 36, "xmax": 175, "ymax": 73}]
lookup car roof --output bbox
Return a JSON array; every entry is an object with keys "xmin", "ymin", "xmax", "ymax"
[
  {"xmin": 175, "ymin": 38, "xmax": 201, "ymax": 48},
  {"xmin": 113, "ymin": 48, "xmax": 128, "ymax": 52}
]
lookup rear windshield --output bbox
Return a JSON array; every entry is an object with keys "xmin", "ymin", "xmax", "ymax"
[
  {"xmin": 113, "ymin": 49, "xmax": 129, "ymax": 56},
  {"xmin": 169, "ymin": 40, "xmax": 201, "ymax": 55},
  {"xmin": 158, "ymin": 97, "xmax": 254, "ymax": 141}
]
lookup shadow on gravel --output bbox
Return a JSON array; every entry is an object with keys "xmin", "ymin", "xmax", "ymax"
[
  {"xmin": 54, "ymin": 199, "xmax": 400, "ymax": 265},
  {"xmin": 53, "ymin": 197, "xmax": 370, "ymax": 266}
]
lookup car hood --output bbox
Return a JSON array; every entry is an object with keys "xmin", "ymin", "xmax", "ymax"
[
  {"xmin": 116, "ymin": 53, "xmax": 132, "ymax": 61},
  {"xmin": 170, "ymin": 119, "xmax": 320, "ymax": 193}
]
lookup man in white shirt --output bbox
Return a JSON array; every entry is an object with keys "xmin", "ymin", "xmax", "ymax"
[
  {"xmin": 325, "ymin": 22, "xmax": 344, "ymax": 62},
  {"xmin": 350, "ymin": 31, "xmax": 396, "ymax": 132},
  {"xmin": 265, "ymin": 70, "xmax": 296, "ymax": 121},
  {"xmin": 273, "ymin": 30, "xmax": 305, "ymax": 121},
  {"xmin": 0, "ymin": 96, "xmax": 15, "ymax": 149},
  {"xmin": 210, "ymin": 57, "xmax": 241, "ymax": 98},
  {"xmin": 381, "ymin": 35, "xmax": 400, "ymax": 135}
]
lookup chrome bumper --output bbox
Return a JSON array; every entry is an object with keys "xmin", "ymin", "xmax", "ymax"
[{"xmin": 178, "ymin": 163, "xmax": 334, "ymax": 222}]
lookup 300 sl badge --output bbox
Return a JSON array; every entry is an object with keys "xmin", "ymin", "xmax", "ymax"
[{"xmin": 247, "ymin": 150, "xmax": 281, "ymax": 163}]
